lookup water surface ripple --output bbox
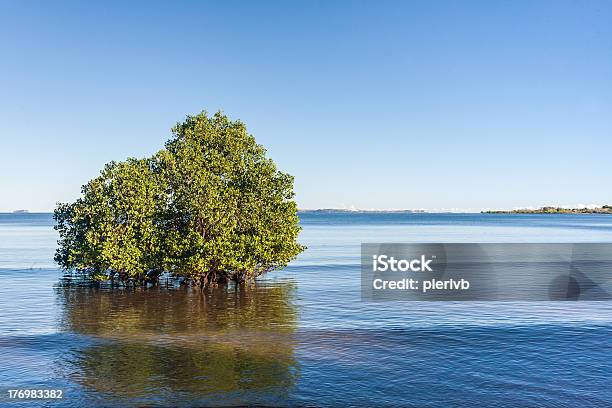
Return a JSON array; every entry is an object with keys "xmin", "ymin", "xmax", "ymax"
[{"xmin": 1, "ymin": 212, "xmax": 612, "ymax": 407}]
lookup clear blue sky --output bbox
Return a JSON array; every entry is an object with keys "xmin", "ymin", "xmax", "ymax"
[{"xmin": 1, "ymin": 0, "xmax": 611, "ymax": 212}]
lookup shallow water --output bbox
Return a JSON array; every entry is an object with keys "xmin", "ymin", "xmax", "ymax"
[{"xmin": 1, "ymin": 212, "xmax": 612, "ymax": 407}]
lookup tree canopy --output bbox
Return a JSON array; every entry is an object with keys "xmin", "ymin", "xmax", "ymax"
[{"xmin": 54, "ymin": 111, "xmax": 305, "ymax": 285}]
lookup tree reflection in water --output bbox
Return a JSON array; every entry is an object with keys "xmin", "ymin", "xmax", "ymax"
[{"xmin": 56, "ymin": 282, "xmax": 298, "ymax": 405}]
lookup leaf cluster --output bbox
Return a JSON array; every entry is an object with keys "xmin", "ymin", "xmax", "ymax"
[{"xmin": 55, "ymin": 112, "xmax": 305, "ymax": 285}]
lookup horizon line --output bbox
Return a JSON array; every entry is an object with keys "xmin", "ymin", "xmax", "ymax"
[{"xmin": 3, "ymin": 203, "xmax": 609, "ymax": 215}]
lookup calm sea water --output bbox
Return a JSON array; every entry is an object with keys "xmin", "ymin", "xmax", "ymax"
[{"xmin": 1, "ymin": 212, "xmax": 612, "ymax": 407}]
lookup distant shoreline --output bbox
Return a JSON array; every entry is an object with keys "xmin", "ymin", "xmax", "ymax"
[
  {"xmin": 4, "ymin": 207, "xmax": 612, "ymax": 215},
  {"xmin": 482, "ymin": 205, "xmax": 612, "ymax": 214}
]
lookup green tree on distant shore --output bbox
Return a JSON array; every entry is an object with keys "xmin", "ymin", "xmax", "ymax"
[{"xmin": 54, "ymin": 112, "xmax": 304, "ymax": 286}]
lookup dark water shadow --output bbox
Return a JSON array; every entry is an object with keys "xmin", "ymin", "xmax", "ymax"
[{"xmin": 54, "ymin": 282, "xmax": 299, "ymax": 406}]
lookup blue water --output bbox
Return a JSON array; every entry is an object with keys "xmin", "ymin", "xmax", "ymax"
[{"xmin": 1, "ymin": 212, "xmax": 612, "ymax": 407}]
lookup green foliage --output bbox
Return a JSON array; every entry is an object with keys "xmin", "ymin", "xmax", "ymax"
[{"xmin": 55, "ymin": 111, "xmax": 305, "ymax": 285}]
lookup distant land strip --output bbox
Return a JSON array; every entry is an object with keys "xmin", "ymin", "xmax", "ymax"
[{"xmin": 483, "ymin": 205, "xmax": 612, "ymax": 214}]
